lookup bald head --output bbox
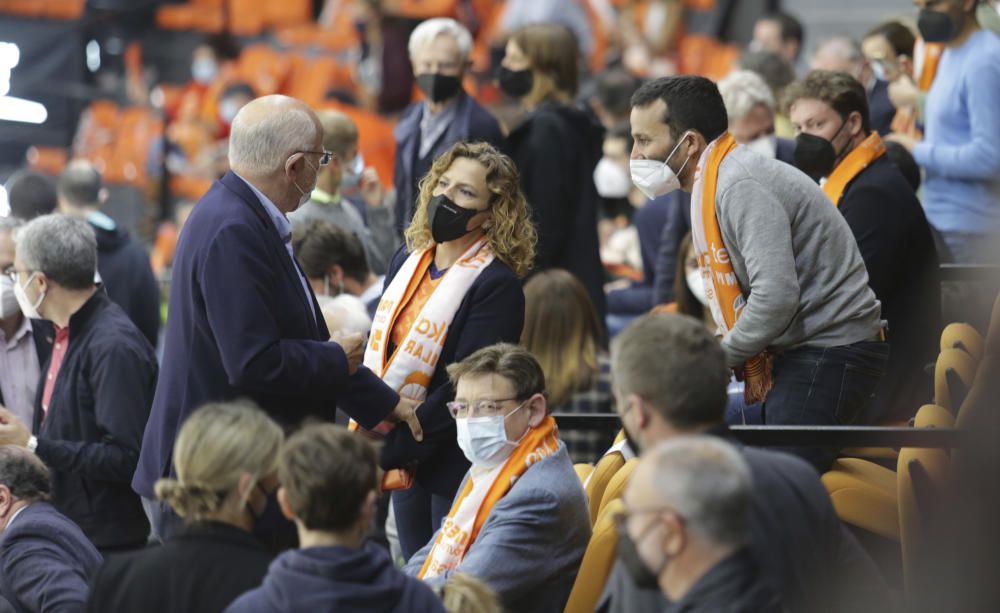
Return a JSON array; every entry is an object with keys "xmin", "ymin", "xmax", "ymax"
[
  {"xmin": 58, "ymin": 159, "xmax": 103, "ymax": 210},
  {"xmin": 317, "ymin": 110, "xmax": 359, "ymax": 159},
  {"xmin": 228, "ymin": 95, "xmax": 322, "ymax": 178}
]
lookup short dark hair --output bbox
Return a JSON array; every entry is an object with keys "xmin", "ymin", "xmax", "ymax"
[
  {"xmin": 596, "ymin": 69, "xmax": 642, "ymax": 119},
  {"xmin": 5, "ymin": 170, "xmax": 57, "ymax": 220},
  {"xmin": 291, "ymin": 219, "xmax": 370, "ymax": 284},
  {"xmin": 0, "ymin": 446, "xmax": 51, "ymax": 502},
  {"xmin": 607, "ymin": 121, "xmax": 634, "ymax": 153},
  {"xmin": 221, "ymin": 82, "xmax": 256, "ymax": 101},
  {"xmin": 884, "ymin": 140, "xmax": 921, "ymax": 191},
  {"xmin": 447, "ymin": 343, "xmax": 547, "ymax": 409},
  {"xmin": 863, "ymin": 20, "xmax": 916, "ymax": 57},
  {"xmin": 612, "ymin": 313, "xmax": 729, "ymax": 429},
  {"xmin": 630, "ymin": 76, "xmax": 729, "ymax": 142},
  {"xmin": 739, "ymin": 50, "xmax": 796, "ymax": 98},
  {"xmin": 762, "ymin": 11, "xmax": 804, "ymax": 46},
  {"xmin": 783, "ymin": 69, "xmax": 872, "ymax": 134},
  {"xmin": 279, "ymin": 424, "xmax": 378, "ymax": 532}
]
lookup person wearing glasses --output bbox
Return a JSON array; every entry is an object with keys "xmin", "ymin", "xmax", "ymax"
[
  {"xmin": 617, "ymin": 436, "xmax": 779, "ymax": 613},
  {"xmin": 133, "ymin": 94, "xmax": 422, "ymax": 543},
  {"xmin": 402, "ymin": 343, "xmax": 590, "ymax": 613}
]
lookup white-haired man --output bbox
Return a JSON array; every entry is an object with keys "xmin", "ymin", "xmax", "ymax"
[
  {"xmin": 717, "ymin": 70, "xmax": 796, "ymax": 164},
  {"xmin": 134, "ymin": 95, "xmax": 422, "ymax": 541},
  {"xmin": 393, "ymin": 18, "xmax": 504, "ymax": 236},
  {"xmin": 811, "ymin": 36, "xmax": 895, "ymax": 135}
]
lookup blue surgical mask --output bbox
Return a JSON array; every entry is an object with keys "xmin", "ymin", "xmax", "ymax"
[{"xmin": 456, "ymin": 403, "xmax": 527, "ymax": 468}]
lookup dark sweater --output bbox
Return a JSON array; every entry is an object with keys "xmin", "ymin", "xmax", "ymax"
[{"xmin": 92, "ymin": 220, "xmax": 160, "ymax": 348}]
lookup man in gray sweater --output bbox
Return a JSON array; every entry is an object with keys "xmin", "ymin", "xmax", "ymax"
[{"xmin": 629, "ymin": 76, "xmax": 887, "ymax": 471}]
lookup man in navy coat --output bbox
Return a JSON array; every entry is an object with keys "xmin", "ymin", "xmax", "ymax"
[
  {"xmin": 0, "ymin": 446, "xmax": 102, "ymax": 613},
  {"xmin": 133, "ymin": 95, "xmax": 421, "ymax": 539}
]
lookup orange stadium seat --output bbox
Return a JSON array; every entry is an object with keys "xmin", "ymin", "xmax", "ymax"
[
  {"xmin": 321, "ymin": 100, "xmax": 398, "ymax": 187},
  {"xmin": 564, "ymin": 498, "xmax": 624, "ymax": 613},
  {"xmin": 237, "ymin": 44, "xmax": 293, "ymax": 96},
  {"xmin": 25, "ymin": 146, "xmax": 68, "ymax": 177}
]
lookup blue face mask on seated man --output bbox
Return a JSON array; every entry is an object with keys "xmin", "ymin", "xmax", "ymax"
[{"xmin": 455, "ymin": 402, "xmax": 527, "ymax": 468}]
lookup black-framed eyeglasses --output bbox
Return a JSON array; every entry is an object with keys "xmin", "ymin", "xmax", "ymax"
[
  {"xmin": 296, "ymin": 150, "xmax": 333, "ymax": 167},
  {"xmin": 447, "ymin": 397, "xmax": 522, "ymax": 419}
]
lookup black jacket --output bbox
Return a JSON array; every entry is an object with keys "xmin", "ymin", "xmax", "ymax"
[
  {"xmin": 378, "ymin": 247, "xmax": 526, "ymax": 498},
  {"xmin": 868, "ymin": 79, "xmax": 896, "ymax": 136},
  {"xmin": 86, "ymin": 521, "xmax": 272, "ymax": 613},
  {"xmin": 508, "ymin": 102, "xmax": 607, "ymax": 323},
  {"xmin": 599, "ymin": 427, "xmax": 891, "ymax": 613},
  {"xmin": 92, "ymin": 220, "xmax": 160, "ymax": 348},
  {"xmin": 838, "ymin": 154, "xmax": 940, "ymax": 420},
  {"xmin": 669, "ymin": 548, "xmax": 781, "ymax": 613},
  {"xmin": 33, "ymin": 290, "xmax": 157, "ymax": 548}
]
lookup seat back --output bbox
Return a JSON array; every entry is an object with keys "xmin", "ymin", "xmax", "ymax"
[
  {"xmin": 564, "ymin": 498, "xmax": 623, "ymax": 613},
  {"xmin": 940, "ymin": 322, "xmax": 984, "ymax": 363},
  {"xmin": 897, "ymin": 447, "xmax": 950, "ymax": 602},
  {"xmin": 912, "ymin": 404, "xmax": 954, "ymax": 430},
  {"xmin": 598, "ymin": 458, "xmax": 638, "ymax": 518},
  {"xmin": 934, "ymin": 348, "xmax": 978, "ymax": 412},
  {"xmin": 586, "ymin": 451, "xmax": 625, "ymax": 525},
  {"xmin": 574, "ymin": 463, "xmax": 595, "ymax": 484}
]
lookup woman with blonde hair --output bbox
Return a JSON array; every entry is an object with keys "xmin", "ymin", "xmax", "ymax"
[
  {"xmin": 86, "ymin": 401, "xmax": 284, "ymax": 613},
  {"xmin": 501, "ymin": 22, "xmax": 607, "ymax": 327},
  {"xmin": 522, "ymin": 269, "xmax": 614, "ymax": 463},
  {"xmin": 356, "ymin": 140, "xmax": 536, "ymax": 560}
]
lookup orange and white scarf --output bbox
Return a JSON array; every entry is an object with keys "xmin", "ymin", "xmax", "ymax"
[
  {"xmin": 691, "ymin": 133, "xmax": 773, "ymax": 404},
  {"xmin": 822, "ymin": 132, "xmax": 887, "ymax": 207},
  {"xmin": 351, "ymin": 238, "xmax": 495, "ymax": 438},
  {"xmin": 418, "ymin": 416, "xmax": 561, "ymax": 580}
]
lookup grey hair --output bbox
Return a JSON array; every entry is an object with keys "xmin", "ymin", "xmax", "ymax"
[
  {"xmin": 319, "ymin": 294, "xmax": 372, "ymax": 337},
  {"xmin": 646, "ymin": 436, "xmax": 751, "ymax": 548},
  {"xmin": 0, "ymin": 446, "xmax": 51, "ymax": 502},
  {"xmin": 408, "ymin": 17, "xmax": 473, "ymax": 63},
  {"xmin": 228, "ymin": 97, "xmax": 319, "ymax": 177},
  {"xmin": 0, "ymin": 216, "xmax": 24, "ymax": 235},
  {"xmin": 811, "ymin": 36, "xmax": 864, "ymax": 73},
  {"xmin": 719, "ymin": 70, "xmax": 776, "ymax": 122},
  {"xmin": 15, "ymin": 214, "xmax": 97, "ymax": 290}
]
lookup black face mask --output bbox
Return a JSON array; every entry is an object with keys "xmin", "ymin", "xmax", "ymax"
[
  {"xmin": 415, "ymin": 73, "xmax": 462, "ymax": 103},
  {"xmin": 616, "ymin": 522, "xmax": 663, "ymax": 590},
  {"xmin": 793, "ymin": 119, "xmax": 848, "ymax": 182},
  {"xmin": 918, "ymin": 8, "xmax": 961, "ymax": 43},
  {"xmin": 498, "ymin": 66, "xmax": 534, "ymax": 98},
  {"xmin": 427, "ymin": 194, "xmax": 479, "ymax": 244}
]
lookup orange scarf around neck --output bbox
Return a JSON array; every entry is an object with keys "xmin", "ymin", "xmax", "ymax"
[{"xmin": 822, "ymin": 132, "xmax": 887, "ymax": 207}]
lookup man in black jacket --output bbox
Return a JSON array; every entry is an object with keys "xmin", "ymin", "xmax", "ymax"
[
  {"xmin": 601, "ymin": 313, "xmax": 891, "ymax": 613},
  {"xmin": 57, "ymin": 160, "xmax": 161, "ymax": 348},
  {"xmin": 786, "ymin": 70, "xmax": 940, "ymax": 422},
  {"xmin": 0, "ymin": 214, "xmax": 157, "ymax": 552}
]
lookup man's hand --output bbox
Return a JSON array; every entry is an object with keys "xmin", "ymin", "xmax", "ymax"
[
  {"xmin": 885, "ymin": 132, "xmax": 918, "ymax": 153},
  {"xmin": 0, "ymin": 407, "xmax": 31, "ymax": 447},
  {"xmin": 359, "ymin": 168, "xmax": 384, "ymax": 209},
  {"xmin": 392, "ymin": 397, "xmax": 424, "ymax": 442},
  {"xmin": 331, "ymin": 331, "xmax": 365, "ymax": 375},
  {"xmin": 888, "ymin": 74, "xmax": 919, "ymax": 110}
]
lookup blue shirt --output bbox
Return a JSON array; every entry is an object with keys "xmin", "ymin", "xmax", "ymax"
[
  {"xmin": 234, "ymin": 173, "xmax": 317, "ymax": 322},
  {"xmin": 914, "ymin": 29, "xmax": 1000, "ymax": 234}
]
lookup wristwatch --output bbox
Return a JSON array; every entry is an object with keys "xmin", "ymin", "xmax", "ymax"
[{"xmin": 26, "ymin": 435, "xmax": 38, "ymax": 454}]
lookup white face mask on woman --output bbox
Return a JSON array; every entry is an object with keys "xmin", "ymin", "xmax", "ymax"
[
  {"xmin": 686, "ymin": 268, "xmax": 709, "ymax": 306},
  {"xmin": 455, "ymin": 403, "xmax": 527, "ymax": 469},
  {"xmin": 629, "ymin": 132, "xmax": 691, "ymax": 199},
  {"xmin": 593, "ymin": 157, "xmax": 632, "ymax": 199}
]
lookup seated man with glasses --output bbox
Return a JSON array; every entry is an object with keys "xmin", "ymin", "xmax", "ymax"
[
  {"xmin": 403, "ymin": 342, "xmax": 590, "ymax": 613},
  {"xmin": 618, "ymin": 436, "xmax": 780, "ymax": 612}
]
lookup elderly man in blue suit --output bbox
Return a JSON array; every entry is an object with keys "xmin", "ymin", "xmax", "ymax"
[
  {"xmin": 0, "ymin": 446, "xmax": 102, "ymax": 613},
  {"xmin": 403, "ymin": 343, "xmax": 590, "ymax": 613},
  {"xmin": 133, "ymin": 94, "xmax": 422, "ymax": 540},
  {"xmin": 393, "ymin": 18, "xmax": 505, "ymax": 237}
]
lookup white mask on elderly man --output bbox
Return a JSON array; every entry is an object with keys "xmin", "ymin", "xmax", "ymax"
[
  {"xmin": 0, "ymin": 276, "xmax": 20, "ymax": 320},
  {"xmin": 593, "ymin": 158, "xmax": 633, "ymax": 199},
  {"xmin": 745, "ymin": 134, "xmax": 777, "ymax": 159},
  {"xmin": 456, "ymin": 403, "xmax": 528, "ymax": 469}
]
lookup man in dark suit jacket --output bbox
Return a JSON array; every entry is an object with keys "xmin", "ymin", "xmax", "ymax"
[
  {"xmin": 0, "ymin": 446, "xmax": 103, "ymax": 613},
  {"xmin": 787, "ymin": 70, "xmax": 939, "ymax": 422},
  {"xmin": 601, "ymin": 314, "xmax": 891, "ymax": 613},
  {"xmin": 393, "ymin": 19, "xmax": 504, "ymax": 237},
  {"xmin": 133, "ymin": 95, "xmax": 420, "ymax": 540}
]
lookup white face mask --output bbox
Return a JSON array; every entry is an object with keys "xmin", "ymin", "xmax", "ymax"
[
  {"xmin": 191, "ymin": 58, "xmax": 219, "ymax": 85},
  {"xmin": 293, "ymin": 157, "xmax": 319, "ymax": 208},
  {"xmin": 13, "ymin": 273, "xmax": 44, "ymax": 320},
  {"xmin": 686, "ymin": 269, "xmax": 708, "ymax": 306},
  {"xmin": 0, "ymin": 276, "xmax": 20, "ymax": 320},
  {"xmin": 629, "ymin": 132, "xmax": 691, "ymax": 199},
  {"xmin": 745, "ymin": 134, "xmax": 777, "ymax": 159},
  {"xmin": 593, "ymin": 157, "xmax": 632, "ymax": 199},
  {"xmin": 340, "ymin": 154, "xmax": 365, "ymax": 189},
  {"xmin": 456, "ymin": 403, "xmax": 527, "ymax": 468},
  {"xmin": 219, "ymin": 99, "xmax": 240, "ymax": 124}
]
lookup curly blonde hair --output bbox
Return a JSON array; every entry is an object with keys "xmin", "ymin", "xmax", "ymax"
[{"xmin": 404, "ymin": 141, "xmax": 537, "ymax": 278}]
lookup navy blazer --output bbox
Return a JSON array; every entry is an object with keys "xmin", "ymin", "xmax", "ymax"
[
  {"xmin": 133, "ymin": 172, "xmax": 398, "ymax": 498},
  {"xmin": 378, "ymin": 247, "xmax": 525, "ymax": 498},
  {"xmin": 393, "ymin": 92, "xmax": 505, "ymax": 236},
  {"xmin": 0, "ymin": 502, "xmax": 103, "ymax": 613}
]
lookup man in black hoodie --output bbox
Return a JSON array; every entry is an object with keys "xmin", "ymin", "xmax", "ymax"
[
  {"xmin": 56, "ymin": 160, "xmax": 160, "ymax": 347},
  {"xmin": 226, "ymin": 424, "xmax": 444, "ymax": 613}
]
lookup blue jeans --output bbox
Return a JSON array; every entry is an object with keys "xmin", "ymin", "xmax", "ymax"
[
  {"xmin": 392, "ymin": 481, "xmax": 454, "ymax": 561},
  {"xmin": 762, "ymin": 340, "xmax": 889, "ymax": 472}
]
